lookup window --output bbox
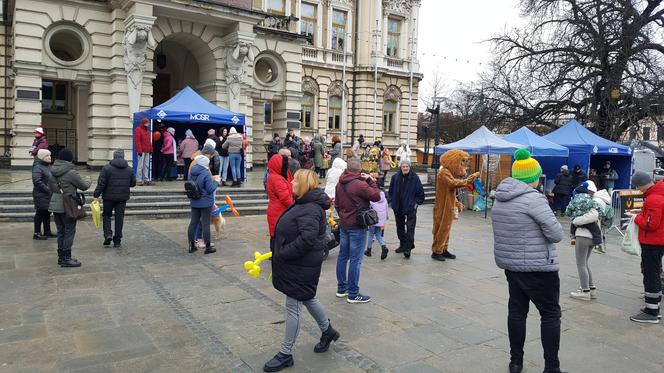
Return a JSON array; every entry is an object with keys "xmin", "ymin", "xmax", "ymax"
[
  {"xmin": 254, "ymin": 57, "xmax": 278, "ymax": 85},
  {"xmin": 300, "ymin": 3, "xmax": 316, "ymax": 45},
  {"xmin": 387, "ymin": 18, "xmax": 401, "ymax": 57},
  {"xmin": 45, "ymin": 25, "xmax": 89, "ymax": 66},
  {"xmin": 264, "ymin": 102, "xmax": 273, "ymax": 125},
  {"xmin": 328, "ymin": 96, "xmax": 342, "ymax": 130},
  {"xmin": 331, "ymin": 10, "xmax": 347, "ymax": 51},
  {"xmin": 383, "ymin": 101, "xmax": 397, "ymax": 133},
  {"xmin": 266, "ymin": 0, "xmax": 285, "ymax": 15},
  {"xmin": 658, "ymin": 127, "xmax": 663, "ymax": 141},
  {"xmin": 42, "ymin": 80, "xmax": 68, "ymax": 113},
  {"xmin": 643, "ymin": 127, "xmax": 651, "ymax": 141},
  {"xmin": 301, "ymin": 94, "xmax": 314, "ymax": 128}
]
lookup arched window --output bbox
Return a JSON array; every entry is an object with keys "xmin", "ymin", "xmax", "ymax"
[
  {"xmin": 302, "ymin": 93, "xmax": 315, "ymax": 129},
  {"xmin": 328, "ymin": 96, "xmax": 342, "ymax": 130},
  {"xmin": 383, "ymin": 101, "xmax": 397, "ymax": 133}
]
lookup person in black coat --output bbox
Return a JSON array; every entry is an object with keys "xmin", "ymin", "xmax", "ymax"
[
  {"xmin": 552, "ymin": 165, "xmax": 574, "ymax": 215},
  {"xmin": 571, "ymin": 164, "xmax": 587, "ymax": 189},
  {"xmin": 93, "ymin": 149, "xmax": 136, "ymax": 248},
  {"xmin": 388, "ymin": 159, "xmax": 425, "ymax": 258},
  {"xmin": 32, "ymin": 149, "xmax": 55, "ymax": 240},
  {"xmin": 264, "ymin": 169, "xmax": 340, "ymax": 373}
]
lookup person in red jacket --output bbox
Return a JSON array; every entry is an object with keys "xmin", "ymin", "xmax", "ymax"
[
  {"xmin": 629, "ymin": 171, "xmax": 664, "ymax": 324},
  {"xmin": 266, "ymin": 154, "xmax": 294, "ymax": 244},
  {"xmin": 134, "ymin": 118, "xmax": 153, "ymax": 185}
]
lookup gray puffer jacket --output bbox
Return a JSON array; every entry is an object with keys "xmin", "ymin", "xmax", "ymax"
[
  {"xmin": 492, "ymin": 178, "xmax": 564, "ymax": 272},
  {"xmin": 48, "ymin": 160, "xmax": 91, "ymax": 213}
]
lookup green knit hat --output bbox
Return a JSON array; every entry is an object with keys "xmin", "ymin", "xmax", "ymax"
[{"xmin": 512, "ymin": 148, "xmax": 542, "ymax": 183}]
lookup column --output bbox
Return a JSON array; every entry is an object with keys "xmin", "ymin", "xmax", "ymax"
[
  {"xmin": 123, "ymin": 7, "xmax": 156, "ymax": 120},
  {"xmin": 12, "ymin": 73, "xmax": 42, "ymax": 168},
  {"xmin": 74, "ymin": 83, "xmax": 89, "ymax": 163}
]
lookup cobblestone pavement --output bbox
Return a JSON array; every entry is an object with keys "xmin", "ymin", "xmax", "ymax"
[{"xmin": 0, "ymin": 206, "xmax": 662, "ymax": 373}]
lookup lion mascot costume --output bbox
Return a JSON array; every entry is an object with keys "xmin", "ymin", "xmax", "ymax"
[{"xmin": 431, "ymin": 150, "xmax": 480, "ymax": 261}]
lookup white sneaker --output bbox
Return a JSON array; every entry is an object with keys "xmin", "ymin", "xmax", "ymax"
[
  {"xmin": 578, "ymin": 287, "xmax": 597, "ymax": 299},
  {"xmin": 570, "ymin": 290, "xmax": 592, "ymax": 301},
  {"xmin": 335, "ymin": 291, "xmax": 348, "ymax": 298}
]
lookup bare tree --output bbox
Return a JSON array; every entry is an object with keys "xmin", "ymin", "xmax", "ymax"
[{"xmin": 481, "ymin": 0, "xmax": 664, "ymax": 140}]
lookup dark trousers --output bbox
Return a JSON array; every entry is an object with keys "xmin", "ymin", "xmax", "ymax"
[
  {"xmin": 34, "ymin": 209, "xmax": 52, "ymax": 234},
  {"xmin": 159, "ymin": 154, "xmax": 174, "ymax": 180},
  {"xmin": 505, "ymin": 270, "xmax": 561, "ymax": 371},
  {"xmin": 553, "ymin": 194, "xmax": 570, "ymax": 214},
  {"xmin": 183, "ymin": 158, "xmax": 192, "ymax": 180},
  {"xmin": 188, "ymin": 206, "xmax": 212, "ymax": 244},
  {"xmin": 103, "ymin": 200, "xmax": 126, "ymax": 242},
  {"xmin": 394, "ymin": 211, "xmax": 417, "ymax": 251},
  {"xmin": 641, "ymin": 245, "xmax": 664, "ymax": 315},
  {"xmin": 54, "ymin": 213, "xmax": 77, "ymax": 252},
  {"xmin": 570, "ymin": 223, "xmax": 603, "ymax": 245}
]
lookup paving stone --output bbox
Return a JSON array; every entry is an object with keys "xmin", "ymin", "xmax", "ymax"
[
  {"xmin": 74, "ymin": 325, "xmax": 154, "ymax": 355},
  {"xmin": 0, "ymin": 261, "xmax": 15, "ymax": 271},
  {"xmin": 43, "ymin": 304, "xmax": 116, "ymax": 335},
  {"xmin": 350, "ymin": 332, "xmax": 432, "ymax": 367},
  {"xmin": 392, "ymin": 362, "xmax": 443, "ymax": 373},
  {"xmin": 0, "ymin": 324, "xmax": 47, "ymax": 344}
]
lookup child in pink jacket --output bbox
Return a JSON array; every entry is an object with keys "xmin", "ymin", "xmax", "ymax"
[{"xmin": 365, "ymin": 189, "xmax": 389, "ymax": 260}]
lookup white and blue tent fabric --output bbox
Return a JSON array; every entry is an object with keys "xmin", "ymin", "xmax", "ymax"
[
  {"xmin": 504, "ymin": 127, "xmax": 569, "ymax": 157},
  {"xmin": 435, "ymin": 125, "xmax": 523, "ymax": 155}
]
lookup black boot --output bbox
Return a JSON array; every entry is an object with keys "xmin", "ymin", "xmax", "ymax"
[
  {"xmin": 395, "ymin": 246, "xmax": 406, "ymax": 254},
  {"xmin": 263, "ymin": 352, "xmax": 293, "ymax": 372},
  {"xmin": 441, "ymin": 251, "xmax": 457, "ymax": 259},
  {"xmin": 509, "ymin": 362, "xmax": 523, "ymax": 373},
  {"xmin": 60, "ymin": 250, "xmax": 81, "ymax": 268},
  {"xmin": 103, "ymin": 237, "xmax": 112, "ymax": 246},
  {"xmin": 232, "ymin": 181, "xmax": 241, "ymax": 188},
  {"xmin": 204, "ymin": 242, "xmax": 216, "ymax": 254},
  {"xmin": 189, "ymin": 241, "xmax": 198, "ymax": 254},
  {"xmin": 44, "ymin": 231, "xmax": 57, "ymax": 238},
  {"xmin": 364, "ymin": 248, "xmax": 372, "ymax": 257},
  {"xmin": 431, "ymin": 253, "xmax": 446, "ymax": 261},
  {"xmin": 57, "ymin": 249, "xmax": 65, "ymax": 266},
  {"xmin": 113, "ymin": 240, "xmax": 121, "ymax": 248},
  {"xmin": 380, "ymin": 245, "xmax": 388, "ymax": 260},
  {"xmin": 314, "ymin": 321, "xmax": 340, "ymax": 353},
  {"xmin": 33, "ymin": 233, "xmax": 47, "ymax": 240}
]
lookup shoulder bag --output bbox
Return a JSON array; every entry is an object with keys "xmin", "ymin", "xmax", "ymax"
[
  {"xmin": 56, "ymin": 177, "xmax": 86, "ymax": 220},
  {"xmin": 340, "ymin": 180, "xmax": 379, "ymax": 228}
]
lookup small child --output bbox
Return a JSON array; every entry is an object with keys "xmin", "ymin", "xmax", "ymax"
[
  {"xmin": 365, "ymin": 189, "xmax": 389, "ymax": 260},
  {"xmin": 566, "ymin": 184, "xmax": 603, "ymax": 246}
]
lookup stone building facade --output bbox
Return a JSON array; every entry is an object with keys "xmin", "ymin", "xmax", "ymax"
[{"xmin": 6, "ymin": 0, "xmax": 421, "ymax": 168}]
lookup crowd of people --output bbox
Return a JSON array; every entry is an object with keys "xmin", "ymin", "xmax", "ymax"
[{"xmin": 27, "ymin": 123, "xmax": 663, "ymax": 373}]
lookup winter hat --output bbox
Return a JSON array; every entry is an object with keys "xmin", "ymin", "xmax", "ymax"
[
  {"xmin": 185, "ymin": 129, "xmax": 194, "ymax": 137},
  {"xmin": 201, "ymin": 145, "xmax": 215, "ymax": 156},
  {"xmin": 113, "ymin": 149, "xmax": 125, "ymax": 159},
  {"xmin": 585, "ymin": 180, "xmax": 598, "ymax": 193},
  {"xmin": 37, "ymin": 149, "xmax": 51, "ymax": 161},
  {"xmin": 167, "ymin": 127, "xmax": 175, "ymax": 135},
  {"xmin": 561, "ymin": 165, "xmax": 568, "ymax": 171},
  {"xmin": 58, "ymin": 148, "xmax": 74, "ymax": 162},
  {"xmin": 631, "ymin": 171, "xmax": 653, "ymax": 188},
  {"xmin": 194, "ymin": 154, "xmax": 210, "ymax": 168},
  {"xmin": 399, "ymin": 158, "xmax": 411, "ymax": 167},
  {"xmin": 204, "ymin": 138, "xmax": 216, "ymax": 149},
  {"xmin": 208, "ymin": 129, "xmax": 215, "ymax": 135},
  {"xmin": 511, "ymin": 148, "xmax": 542, "ymax": 184},
  {"xmin": 35, "ymin": 126, "xmax": 44, "ymax": 136},
  {"xmin": 229, "ymin": 127, "xmax": 238, "ymax": 135}
]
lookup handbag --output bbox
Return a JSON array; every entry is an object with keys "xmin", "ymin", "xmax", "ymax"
[
  {"xmin": 340, "ymin": 180, "xmax": 379, "ymax": 228},
  {"xmin": 56, "ymin": 178, "xmax": 86, "ymax": 220}
]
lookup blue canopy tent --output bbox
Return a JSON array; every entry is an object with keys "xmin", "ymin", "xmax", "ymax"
[
  {"xmin": 435, "ymin": 126, "xmax": 523, "ymax": 217},
  {"xmin": 504, "ymin": 127, "xmax": 569, "ymax": 194},
  {"xmin": 543, "ymin": 119, "xmax": 633, "ymax": 189},
  {"xmin": 132, "ymin": 86, "xmax": 246, "ymax": 181}
]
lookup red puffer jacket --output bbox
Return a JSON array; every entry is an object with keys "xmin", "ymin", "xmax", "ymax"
[
  {"xmin": 266, "ymin": 155, "xmax": 293, "ymax": 237},
  {"xmin": 134, "ymin": 125, "xmax": 153, "ymax": 154},
  {"xmin": 635, "ymin": 181, "xmax": 664, "ymax": 246}
]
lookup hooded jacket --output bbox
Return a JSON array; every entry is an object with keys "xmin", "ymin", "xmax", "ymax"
[
  {"xmin": 324, "ymin": 158, "xmax": 347, "ymax": 198},
  {"xmin": 48, "ymin": 160, "xmax": 91, "ymax": 213},
  {"xmin": 272, "ymin": 188, "xmax": 330, "ymax": 301},
  {"xmin": 134, "ymin": 125, "xmax": 153, "ymax": 154},
  {"xmin": 93, "ymin": 157, "xmax": 137, "ymax": 201},
  {"xmin": 222, "ymin": 133, "xmax": 244, "ymax": 154},
  {"xmin": 266, "ymin": 155, "xmax": 294, "ymax": 237},
  {"xmin": 335, "ymin": 170, "xmax": 381, "ymax": 229},
  {"xmin": 329, "ymin": 141, "xmax": 342, "ymax": 164},
  {"xmin": 370, "ymin": 191, "xmax": 388, "ymax": 227},
  {"xmin": 388, "ymin": 170, "xmax": 425, "ymax": 215},
  {"xmin": 30, "ymin": 136, "xmax": 49, "ymax": 157},
  {"xmin": 492, "ymin": 177, "xmax": 564, "ymax": 272},
  {"xmin": 178, "ymin": 136, "xmax": 199, "ymax": 159},
  {"xmin": 188, "ymin": 164, "xmax": 219, "ymax": 208},
  {"xmin": 635, "ymin": 181, "xmax": 664, "ymax": 246},
  {"xmin": 161, "ymin": 131, "xmax": 176, "ymax": 155},
  {"xmin": 312, "ymin": 137, "xmax": 325, "ymax": 168},
  {"xmin": 552, "ymin": 171, "xmax": 574, "ymax": 195},
  {"xmin": 32, "ymin": 160, "xmax": 52, "ymax": 210}
]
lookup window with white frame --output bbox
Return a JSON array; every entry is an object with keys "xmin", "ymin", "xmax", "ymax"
[
  {"xmin": 301, "ymin": 94, "xmax": 315, "ymax": 129},
  {"xmin": 300, "ymin": 2, "xmax": 316, "ymax": 46},
  {"xmin": 331, "ymin": 10, "xmax": 347, "ymax": 51},
  {"xmin": 387, "ymin": 18, "xmax": 401, "ymax": 57},
  {"xmin": 266, "ymin": 0, "xmax": 285, "ymax": 15},
  {"xmin": 383, "ymin": 101, "xmax": 397, "ymax": 133},
  {"xmin": 328, "ymin": 96, "xmax": 342, "ymax": 130}
]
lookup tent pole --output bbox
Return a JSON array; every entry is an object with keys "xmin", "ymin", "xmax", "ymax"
[
  {"xmin": 149, "ymin": 119, "xmax": 153, "ymax": 182},
  {"xmin": 485, "ymin": 151, "xmax": 490, "ymax": 219}
]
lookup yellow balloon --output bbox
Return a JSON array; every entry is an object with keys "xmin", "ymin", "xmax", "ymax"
[
  {"xmin": 245, "ymin": 251, "xmax": 272, "ymax": 279},
  {"xmin": 244, "ymin": 261, "xmax": 255, "ymax": 270}
]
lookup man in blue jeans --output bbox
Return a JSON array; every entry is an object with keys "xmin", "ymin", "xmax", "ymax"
[{"xmin": 334, "ymin": 158, "xmax": 381, "ymax": 304}]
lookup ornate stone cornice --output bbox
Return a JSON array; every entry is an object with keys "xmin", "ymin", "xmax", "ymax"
[
  {"xmin": 383, "ymin": 0, "xmax": 418, "ymax": 16},
  {"xmin": 328, "ymin": 80, "xmax": 348, "ymax": 97},
  {"xmin": 302, "ymin": 77, "xmax": 319, "ymax": 95},
  {"xmin": 384, "ymin": 85, "xmax": 402, "ymax": 102}
]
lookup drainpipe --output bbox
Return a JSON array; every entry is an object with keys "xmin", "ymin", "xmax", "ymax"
[
  {"xmin": 3, "ymin": 1, "xmax": 10, "ymax": 157},
  {"xmin": 349, "ymin": 0, "xmax": 359, "ymax": 146}
]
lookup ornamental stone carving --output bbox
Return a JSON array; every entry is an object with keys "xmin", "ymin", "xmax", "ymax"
[
  {"xmin": 225, "ymin": 41, "xmax": 255, "ymax": 112},
  {"xmin": 328, "ymin": 80, "xmax": 347, "ymax": 97},
  {"xmin": 124, "ymin": 14, "xmax": 156, "ymax": 118},
  {"xmin": 384, "ymin": 85, "xmax": 402, "ymax": 102},
  {"xmin": 383, "ymin": 0, "xmax": 418, "ymax": 16},
  {"xmin": 302, "ymin": 77, "xmax": 319, "ymax": 95}
]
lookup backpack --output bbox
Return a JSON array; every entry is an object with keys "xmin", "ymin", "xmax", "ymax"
[{"xmin": 184, "ymin": 180, "xmax": 201, "ymax": 199}]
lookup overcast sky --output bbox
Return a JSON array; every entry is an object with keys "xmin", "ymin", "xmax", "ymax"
[{"xmin": 417, "ymin": 0, "xmax": 523, "ymax": 109}]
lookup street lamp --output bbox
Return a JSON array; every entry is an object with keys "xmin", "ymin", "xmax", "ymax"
[{"xmin": 427, "ymin": 103, "xmax": 441, "ymax": 169}]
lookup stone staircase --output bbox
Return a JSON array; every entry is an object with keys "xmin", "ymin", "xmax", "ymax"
[{"xmin": 0, "ymin": 184, "xmax": 436, "ymax": 222}]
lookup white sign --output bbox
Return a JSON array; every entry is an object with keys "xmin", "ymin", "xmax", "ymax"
[
  {"xmin": 190, "ymin": 113, "xmax": 210, "ymax": 121},
  {"xmin": 608, "ymin": 147, "xmax": 618, "ymax": 153},
  {"xmin": 157, "ymin": 110, "xmax": 167, "ymax": 119},
  {"xmin": 592, "ymin": 146, "xmax": 599, "ymax": 154},
  {"xmin": 232, "ymin": 115, "xmax": 240, "ymax": 125}
]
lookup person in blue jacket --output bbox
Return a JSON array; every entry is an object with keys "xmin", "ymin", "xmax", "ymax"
[
  {"xmin": 188, "ymin": 155, "xmax": 219, "ymax": 254},
  {"xmin": 388, "ymin": 158, "xmax": 425, "ymax": 258}
]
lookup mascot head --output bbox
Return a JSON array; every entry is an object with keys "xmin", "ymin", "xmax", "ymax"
[{"xmin": 440, "ymin": 150, "xmax": 471, "ymax": 178}]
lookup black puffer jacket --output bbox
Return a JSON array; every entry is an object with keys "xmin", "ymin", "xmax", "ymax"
[
  {"xmin": 552, "ymin": 171, "xmax": 574, "ymax": 196},
  {"xmin": 32, "ymin": 160, "xmax": 52, "ymax": 210},
  {"xmin": 272, "ymin": 188, "xmax": 331, "ymax": 301},
  {"xmin": 93, "ymin": 158, "xmax": 137, "ymax": 201}
]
